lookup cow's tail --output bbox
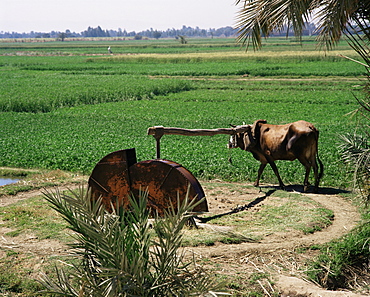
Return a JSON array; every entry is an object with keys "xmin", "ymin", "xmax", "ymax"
[{"xmin": 317, "ymin": 151, "xmax": 324, "ymax": 182}]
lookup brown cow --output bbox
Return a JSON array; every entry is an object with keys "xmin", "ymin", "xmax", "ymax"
[{"xmin": 228, "ymin": 120, "xmax": 324, "ymax": 193}]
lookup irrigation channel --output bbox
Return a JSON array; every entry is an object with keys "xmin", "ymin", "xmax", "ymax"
[{"xmin": 0, "ymin": 177, "xmax": 19, "ymax": 186}]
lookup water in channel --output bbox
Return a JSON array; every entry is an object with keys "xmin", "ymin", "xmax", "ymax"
[{"xmin": 0, "ymin": 177, "xmax": 19, "ymax": 186}]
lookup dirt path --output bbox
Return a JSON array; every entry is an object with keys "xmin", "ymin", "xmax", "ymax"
[
  {"xmin": 0, "ymin": 184, "xmax": 81, "ymax": 208},
  {"xmin": 189, "ymin": 190, "xmax": 360, "ymax": 256},
  {"xmin": 186, "ymin": 183, "xmax": 366, "ymax": 296},
  {"xmin": 0, "ymin": 181, "xmax": 366, "ymax": 296}
]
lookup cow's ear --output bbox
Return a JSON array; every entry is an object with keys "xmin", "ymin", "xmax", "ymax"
[{"xmin": 251, "ymin": 119, "xmax": 267, "ymax": 138}]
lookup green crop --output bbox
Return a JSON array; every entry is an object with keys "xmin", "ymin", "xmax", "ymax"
[
  {"xmin": 0, "ymin": 72, "xmax": 191, "ymax": 112},
  {"xmin": 0, "ymin": 37, "xmax": 365, "ymax": 190}
]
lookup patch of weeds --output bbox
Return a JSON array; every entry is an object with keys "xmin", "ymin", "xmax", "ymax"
[
  {"xmin": 0, "ymin": 168, "xmax": 86, "ymax": 197},
  {"xmin": 220, "ymin": 236, "xmax": 246, "ymax": 244},
  {"xmin": 272, "ymin": 190, "xmax": 303, "ymax": 199},
  {"xmin": 253, "ymin": 195, "xmax": 333, "ymax": 234},
  {"xmin": 0, "ymin": 184, "xmax": 34, "ymax": 196},
  {"xmin": 203, "ymin": 239, "xmax": 216, "ymax": 246},
  {"xmin": 249, "ymin": 272, "xmax": 271, "ymax": 283},
  {"xmin": 309, "ymin": 244, "xmax": 322, "ymax": 250},
  {"xmin": 223, "ymin": 273, "xmax": 276, "ymax": 297},
  {"xmin": 300, "ymin": 208, "xmax": 334, "ymax": 234},
  {"xmin": 0, "ymin": 195, "xmax": 69, "ymax": 241},
  {"xmin": 5, "ymin": 230, "xmax": 22, "ymax": 237},
  {"xmin": 218, "ymin": 231, "xmax": 257, "ymax": 244},
  {"xmin": 182, "ymin": 227, "xmax": 257, "ymax": 246},
  {"xmin": 296, "ymin": 244, "xmax": 322, "ymax": 253},
  {"xmin": 181, "ymin": 229, "xmax": 221, "ymax": 247},
  {"xmin": 307, "ymin": 218, "xmax": 370, "ymax": 291},
  {"xmin": 0, "ymin": 252, "xmax": 43, "ymax": 295},
  {"xmin": 0, "ymin": 168, "xmax": 38, "ymax": 177},
  {"xmin": 192, "ymin": 192, "xmax": 333, "ymax": 242}
]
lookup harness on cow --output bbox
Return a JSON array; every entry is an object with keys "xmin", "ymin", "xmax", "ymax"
[{"xmin": 228, "ymin": 133, "xmax": 242, "ymax": 166}]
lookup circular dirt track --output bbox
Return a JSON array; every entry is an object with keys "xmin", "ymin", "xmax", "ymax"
[
  {"xmin": 193, "ymin": 183, "xmax": 360, "ymax": 255},
  {"xmin": 185, "ymin": 182, "xmax": 366, "ymax": 297},
  {"xmin": 0, "ymin": 181, "xmax": 366, "ymax": 296}
]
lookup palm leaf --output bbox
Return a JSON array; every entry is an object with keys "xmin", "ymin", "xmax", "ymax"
[
  {"xmin": 40, "ymin": 187, "xmax": 227, "ymax": 296},
  {"xmin": 339, "ymin": 133, "xmax": 370, "ymax": 204},
  {"xmin": 235, "ymin": 0, "xmax": 368, "ymax": 50}
]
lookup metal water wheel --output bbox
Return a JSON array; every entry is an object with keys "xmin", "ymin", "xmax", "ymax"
[{"xmin": 88, "ymin": 148, "xmax": 208, "ymax": 216}]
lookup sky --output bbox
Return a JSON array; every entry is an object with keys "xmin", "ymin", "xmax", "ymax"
[{"xmin": 1, "ymin": 0, "xmax": 238, "ymax": 33}]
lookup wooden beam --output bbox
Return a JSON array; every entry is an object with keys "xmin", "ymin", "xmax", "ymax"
[
  {"xmin": 147, "ymin": 125, "xmax": 250, "ymax": 137},
  {"xmin": 147, "ymin": 125, "xmax": 250, "ymax": 159}
]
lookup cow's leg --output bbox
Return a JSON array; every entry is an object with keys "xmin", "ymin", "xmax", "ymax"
[
  {"xmin": 266, "ymin": 157, "xmax": 285, "ymax": 189},
  {"xmin": 254, "ymin": 163, "xmax": 266, "ymax": 187},
  {"xmin": 311, "ymin": 157, "xmax": 319, "ymax": 193},
  {"xmin": 298, "ymin": 157, "xmax": 313, "ymax": 192},
  {"xmin": 303, "ymin": 166, "xmax": 311, "ymax": 192}
]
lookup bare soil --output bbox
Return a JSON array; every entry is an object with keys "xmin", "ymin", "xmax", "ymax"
[
  {"xmin": 0, "ymin": 181, "xmax": 368, "ymax": 296},
  {"xmin": 190, "ymin": 182, "xmax": 368, "ymax": 296}
]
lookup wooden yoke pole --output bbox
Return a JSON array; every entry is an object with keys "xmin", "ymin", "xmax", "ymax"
[{"xmin": 147, "ymin": 125, "xmax": 250, "ymax": 159}]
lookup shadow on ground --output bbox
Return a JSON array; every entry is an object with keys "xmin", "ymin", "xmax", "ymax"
[{"xmin": 197, "ymin": 184, "xmax": 350, "ymax": 223}]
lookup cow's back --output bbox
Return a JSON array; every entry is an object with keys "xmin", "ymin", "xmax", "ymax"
[{"xmin": 258, "ymin": 121, "xmax": 318, "ymax": 161}]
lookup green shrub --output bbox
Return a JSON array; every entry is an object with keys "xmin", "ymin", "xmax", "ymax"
[{"xmin": 41, "ymin": 187, "xmax": 227, "ymax": 296}]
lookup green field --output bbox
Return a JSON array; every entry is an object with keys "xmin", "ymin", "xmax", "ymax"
[{"xmin": 0, "ymin": 37, "xmax": 366, "ymax": 189}]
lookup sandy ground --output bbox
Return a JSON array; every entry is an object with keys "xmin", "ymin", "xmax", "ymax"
[
  {"xmin": 0, "ymin": 181, "xmax": 368, "ymax": 296},
  {"xmin": 189, "ymin": 182, "xmax": 367, "ymax": 296}
]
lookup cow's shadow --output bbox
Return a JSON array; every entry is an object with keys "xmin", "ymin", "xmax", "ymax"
[
  {"xmin": 196, "ymin": 188, "xmax": 276, "ymax": 223},
  {"xmin": 258, "ymin": 184, "xmax": 350, "ymax": 195},
  {"xmin": 196, "ymin": 184, "xmax": 349, "ymax": 223}
]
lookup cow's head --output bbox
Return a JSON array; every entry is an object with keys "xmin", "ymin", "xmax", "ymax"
[{"xmin": 228, "ymin": 125, "xmax": 255, "ymax": 151}]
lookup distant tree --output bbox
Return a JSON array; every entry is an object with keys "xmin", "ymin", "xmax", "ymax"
[
  {"xmin": 58, "ymin": 32, "xmax": 66, "ymax": 41},
  {"xmin": 153, "ymin": 30, "xmax": 162, "ymax": 39},
  {"xmin": 134, "ymin": 34, "xmax": 142, "ymax": 40},
  {"xmin": 82, "ymin": 26, "xmax": 109, "ymax": 38}
]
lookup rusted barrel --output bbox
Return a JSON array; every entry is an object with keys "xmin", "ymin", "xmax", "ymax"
[{"xmin": 88, "ymin": 148, "xmax": 207, "ymax": 215}]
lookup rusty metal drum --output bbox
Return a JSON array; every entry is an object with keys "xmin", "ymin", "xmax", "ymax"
[
  {"xmin": 88, "ymin": 148, "xmax": 207, "ymax": 215},
  {"xmin": 129, "ymin": 159, "xmax": 207, "ymax": 215}
]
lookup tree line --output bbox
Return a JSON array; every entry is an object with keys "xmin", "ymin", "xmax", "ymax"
[
  {"xmin": 0, "ymin": 23, "xmax": 318, "ymax": 39},
  {"xmin": 0, "ymin": 25, "xmax": 237, "ymax": 39}
]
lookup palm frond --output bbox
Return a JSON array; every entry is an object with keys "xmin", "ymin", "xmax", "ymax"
[
  {"xmin": 235, "ymin": 0, "xmax": 368, "ymax": 50},
  {"xmin": 235, "ymin": 0, "xmax": 314, "ymax": 49},
  {"xmin": 40, "ymin": 187, "xmax": 226, "ymax": 296},
  {"xmin": 339, "ymin": 133, "xmax": 370, "ymax": 204}
]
